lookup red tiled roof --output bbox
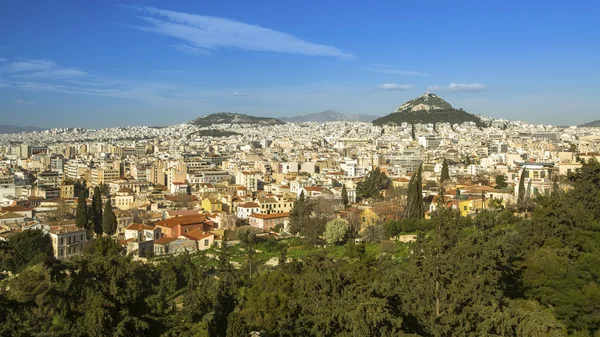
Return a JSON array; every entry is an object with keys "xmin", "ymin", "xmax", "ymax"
[
  {"xmin": 181, "ymin": 229, "xmax": 214, "ymax": 241},
  {"xmin": 156, "ymin": 214, "xmax": 207, "ymax": 228},
  {"xmin": 154, "ymin": 237, "xmax": 178, "ymax": 245},
  {"xmin": 250, "ymin": 212, "xmax": 290, "ymax": 219},
  {"xmin": 125, "ymin": 223, "xmax": 155, "ymax": 231}
]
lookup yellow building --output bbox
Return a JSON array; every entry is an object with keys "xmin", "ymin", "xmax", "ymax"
[
  {"xmin": 202, "ymin": 198, "xmax": 222, "ymax": 212},
  {"xmin": 359, "ymin": 208, "xmax": 381, "ymax": 231}
]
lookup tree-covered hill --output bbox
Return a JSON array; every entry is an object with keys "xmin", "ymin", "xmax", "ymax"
[{"xmin": 372, "ymin": 93, "xmax": 485, "ymax": 127}]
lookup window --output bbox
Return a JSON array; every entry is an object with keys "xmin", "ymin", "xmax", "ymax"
[
  {"xmin": 60, "ymin": 238, "xmax": 64, "ymax": 245},
  {"xmin": 464, "ymin": 206, "xmax": 467, "ymax": 211},
  {"xmin": 204, "ymin": 239, "xmax": 209, "ymax": 247}
]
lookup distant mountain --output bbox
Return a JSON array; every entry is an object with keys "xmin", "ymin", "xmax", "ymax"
[
  {"xmin": 579, "ymin": 119, "xmax": 600, "ymax": 127},
  {"xmin": 372, "ymin": 93, "xmax": 485, "ymax": 127},
  {"xmin": 281, "ymin": 110, "xmax": 378, "ymax": 123},
  {"xmin": 0, "ymin": 125, "xmax": 44, "ymax": 134},
  {"xmin": 190, "ymin": 112, "xmax": 285, "ymax": 127}
]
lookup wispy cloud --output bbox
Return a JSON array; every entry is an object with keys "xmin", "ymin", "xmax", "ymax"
[
  {"xmin": 0, "ymin": 58, "xmax": 6, "ymax": 62},
  {"xmin": 3, "ymin": 59, "xmax": 56, "ymax": 73},
  {"xmin": 232, "ymin": 91, "xmax": 248, "ymax": 96},
  {"xmin": 15, "ymin": 99, "xmax": 34, "ymax": 105},
  {"xmin": 18, "ymin": 68, "xmax": 87, "ymax": 79},
  {"xmin": 428, "ymin": 83, "xmax": 487, "ymax": 93},
  {"xmin": 127, "ymin": 6, "xmax": 354, "ymax": 59},
  {"xmin": 171, "ymin": 43, "xmax": 211, "ymax": 56},
  {"xmin": 1, "ymin": 59, "xmax": 86, "ymax": 79},
  {"xmin": 366, "ymin": 64, "xmax": 430, "ymax": 76},
  {"xmin": 378, "ymin": 83, "xmax": 414, "ymax": 91}
]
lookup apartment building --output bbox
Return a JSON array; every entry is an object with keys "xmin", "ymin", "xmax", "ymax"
[{"xmin": 49, "ymin": 224, "xmax": 87, "ymax": 260}]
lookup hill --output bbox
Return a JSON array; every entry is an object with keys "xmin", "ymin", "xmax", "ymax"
[
  {"xmin": 190, "ymin": 112, "xmax": 285, "ymax": 127},
  {"xmin": 281, "ymin": 110, "xmax": 378, "ymax": 123},
  {"xmin": 579, "ymin": 119, "xmax": 600, "ymax": 127},
  {"xmin": 0, "ymin": 125, "xmax": 44, "ymax": 134},
  {"xmin": 372, "ymin": 93, "xmax": 484, "ymax": 127}
]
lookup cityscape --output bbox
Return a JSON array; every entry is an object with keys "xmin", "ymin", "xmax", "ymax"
[{"xmin": 1, "ymin": 1, "xmax": 600, "ymax": 336}]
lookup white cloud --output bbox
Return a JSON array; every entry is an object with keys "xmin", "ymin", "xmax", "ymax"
[
  {"xmin": 232, "ymin": 91, "xmax": 248, "ymax": 96},
  {"xmin": 15, "ymin": 99, "xmax": 34, "ymax": 104},
  {"xmin": 171, "ymin": 43, "xmax": 211, "ymax": 55},
  {"xmin": 1, "ymin": 59, "xmax": 86, "ymax": 79},
  {"xmin": 128, "ymin": 6, "xmax": 353, "ymax": 58},
  {"xmin": 378, "ymin": 83, "xmax": 414, "ymax": 91},
  {"xmin": 3, "ymin": 59, "xmax": 56, "ymax": 73},
  {"xmin": 366, "ymin": 64, "xmax": 430, "ymax": 76},
  {"xmin": 18, "ymin": 68, "xmax": 87, "ymax": 79},
  {"xmin": 428, "ymin": 83, "xmax": 487, "ymax": 93},
  {"xmin": 0, "ymin": 58, "xmax": 6, "ymax": 62}
]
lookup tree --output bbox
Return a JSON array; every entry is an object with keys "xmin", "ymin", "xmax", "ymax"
[
  {"xmin": 341, "ymin": 184, "xmax": 349, "ymax": 208},
  {"xmin": 440, "ymin": 159, "xmax": 450, "ymax": 183},
  {"xmin": 356, "ymin": 167, "xmax": 391, "ymax": 201},
  {"xmin": 323, "ymin": 219, "xmax": 349, "ymax": 245},
  {"xmin": 91, "ymin": 186, "xmax": 103, "ymax": 236},
  {"xmin": 362, "ymin": 224, "xmax": 386, "ymax": 243},
  {"xmin": 405, "ymin": 164, "xmax": 424, "ymax": 220},
  {"xmin": 75, "ymin": 191, "xmax": 88, "ymax": 229},
  {"xmin": 496, "ymin": 175, "xmax": 508, "ymax": 189},
  {"xmin": 411, "ymin": 123, "xmax": 416, "ymax": 140},
  {"xmin": 0, "ymin": 229, "xmax": 53, "ymax": 273},
  {"xmin": 517, "ymin": 169, "xmax": 527, "ymax": 205},
  {"xmin": 102, "ymin": 198, "xmax": 117, "ymax": 236}
]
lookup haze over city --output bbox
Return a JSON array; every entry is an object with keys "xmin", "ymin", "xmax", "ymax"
[{"xmin": 1, "ymin": 1, "xmax": 599, "ymax": 128}]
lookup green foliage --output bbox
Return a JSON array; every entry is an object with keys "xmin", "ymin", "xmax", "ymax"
[
  {"xmin": 356, "ymin": 167, "xmax": 391, "ymax": 201},
  {"xmin": 75, "ymin": 191, "xmax": 88, "ymax": 230},
  {"xmin": 518, "ymin": 169, "xmax": 527, "ymax": 205},
  {"xmin": 0, "ymin": 229, "xmax": 53, "ymax": 273},
  {"xmin": 288, "ymin": 194, "xmax": 327, "ymax": 244},
  {"xmin": 341, "ymin": 184, "xmax": 349, "ymax": 208},
  {"xmin": 373, "ymin": 108, "xmax": 484, "ymax": 127},
  {"xmin": 496, "ymin": 175, "xmax": 508, "ymax": 189},
  {"xmin": 102, "ymin": 198, "xmax": 117, "ymax": 236},
  {"xmin": 405, "ymin": 164, "xmax": 424, "ymax": 220},
  {"xmin": 5, "ymin": 159, "xmax": 600, "ymax": 336},
  {"xmin": 323, "ymin": 219, "xmax": 349, "ymax": 245},
  {"xmin": 440, "ymin": 158, "xmax": 450, "ymax": 183},
  {"xmin": 362, "ymin": 224, "xmax": 386, "ymax": 243},
  {"xmin": 91, "ymin": 186, "xmax": 103, "ymax": 236}
]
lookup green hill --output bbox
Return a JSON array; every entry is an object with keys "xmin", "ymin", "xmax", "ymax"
[
  {"xmin": 372, "ymin": 93, "xmax": 484, "ymax": 127},
  {"xmin": 190, "ymin": 112, "xmax": 285, "ymax": 127},
  {"xmin": 579, "ymin": 119, "xmax": 600, "ymax": 127}
]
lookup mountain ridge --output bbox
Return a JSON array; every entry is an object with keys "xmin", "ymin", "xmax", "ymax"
[
  {"xmin": 189, "ymin": 112, "xmax": 285, "ymax": 127},
  {"xmin": 0, "ymin": 125, "xmax": 45, "ymax": 134},
  {"xmin": 579, "ymin": 119, "xmax": 600, "ymax": 127}
]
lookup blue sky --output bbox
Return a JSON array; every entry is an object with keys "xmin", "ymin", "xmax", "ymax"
[{"xmin": 0, "ymin": 1, "xmax": 599, "ymax": 128}]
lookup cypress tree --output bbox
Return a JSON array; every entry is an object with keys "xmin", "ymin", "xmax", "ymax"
[
  {"xmin": 440, "ymin": 159, "xmax": 450, "ymax": 183},
  {"xmin": 341, "ymin": 184, "xmax": 349, "ymax": 208},
  {"xmin": 406, "ymin": 164, "xmax": 424, "ymax": 219},
  {"xmin": 411, "ymin": 124, "xmax": 416, "ymax": 140},
  {"xmin": 91, "ymin": 186, "xmax": 103, "ymax": 236},
  {"xmin": 75, "ymin": 191, "xmax": 88, "ymax": 229},
  {"xmin": 517, "ymin": 169, "xmax": 527, "ymax": 204},
  {"xmin": 102, "ymin": 198, "xmax": 117, "ymax": 236}
]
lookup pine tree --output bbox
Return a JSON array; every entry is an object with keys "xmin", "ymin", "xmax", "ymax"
[
  {"xmin": 341, "ymin": 184, "xmax": 349, "ymax": 208},
  {"xmin": 75, "ymin": 191, "xmax": 88, "ymax": 229},
  {"xmin": 102, "ymin": 198, "xmax": 117, "ymax": 236},
  {"xmin": 91, "ymin": 186, "xmax": 103, "ymax": 236},
  {"xmin": 440, "ymin": 159, "xmax": 450, "ymax": 183},
  {"xmin": 405, "ymin": 164, "xmax": 424, "ymax": 219}
]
